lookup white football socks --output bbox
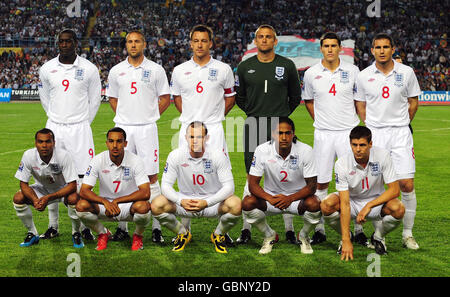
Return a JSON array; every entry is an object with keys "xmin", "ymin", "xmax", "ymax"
[
  {"xmin": 150, "ymin": 181, "xmax": 162, "ymax": 231},
  {"xmin": 76, "ymin": 211, "xmax": 107, "ymax": 235},
  {"xmin": 67, "ymin": 204, "xmax": 81, "ymax": 234},
  {"xmin": 374, "ymin": 215, "xmax": 401, "ymax": 241},
  {"xmin": 47, "ymin": 202, "xmax": 59, "ymax": 230},
  {"xmin": 133, "ymin": 212, "xmax": 151, "ymax": 236},
  {"xmin": 155, "ymin": 213, "xmax": 186, "ymax": 235},
  {"xmin": 14, "ymin": 203, "xmax": 38, "ymax": 236},
  {"xmin": 283, "ymin": 213, "xmax": 295, "ymax": 232},
  {"xmin": 243, "ymin": 208, "xmax": 275, "ymax": 238},
  {"xmin": 215, "ymin": 213, "xmax": 240, "ymax": 235},
  {"xmin": 323, "ymin": 211, "xmax": 341, "ymax": 235},
  {"xmin": 299, "ymin": 211, "xmax": 321, "ymax": 238},
  {"xmin": 314, "ymin": 188, "xmax": 328, "ymax": 234},
  {"xmin": 401, "ymin": 190, "xmax": 416, "ymax": 238}
]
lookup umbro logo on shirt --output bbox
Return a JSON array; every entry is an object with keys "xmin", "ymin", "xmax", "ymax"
[
  {"xmin": 184, "ymin": 72, "xmax": 192, "ymax": 75},
  {"xmin": 314, "ymin": 75, "xmax": 322, "ymax": 80},
  {"xmin": 181, "ymin": 163, "xmax": 189, "ymax": 167},
  {"xmin": 368, "ymin": 78, "xmax": 375, "ymax": 82},
  {"xmin": 119, "ymin": 72, "xmax": 126, "ymax": 76},
  {"xmin": 248, "ymin": 69, "xmax": 256, "ymax": 73},
  {"xmin": 50, "ymin": 70, "xmax": 58, "ymax": 73}
]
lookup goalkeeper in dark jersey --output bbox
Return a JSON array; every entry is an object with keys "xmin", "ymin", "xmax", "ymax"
[{"xmin": 234, "ymin": 24, "xmax": 302, "ymax": 245}]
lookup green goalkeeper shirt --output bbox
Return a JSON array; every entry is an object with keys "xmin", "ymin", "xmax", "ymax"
[{"xmin": 235, "ymin": 54, "xmax": 302, "ymax": 117}]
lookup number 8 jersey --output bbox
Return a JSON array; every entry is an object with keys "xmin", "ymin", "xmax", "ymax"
[
  {"xmin": 249, "ymin": 140, "xmax": 317, "ymax": 196},
  {"xmin": 355, "ymin": 61, "xmax": 421, "ymax": 128}
]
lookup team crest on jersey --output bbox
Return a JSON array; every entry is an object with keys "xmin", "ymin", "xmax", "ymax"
[
  {"xmin": 142, "ymin": 70, "xmax": 151, "ymax": 82},
  {"xmin": 340, "ymin": 71, "xmax": 349, "ymax": 84},
  {"xmin": 85, "ymin": 165, "xmax": 92, "ymax": 176},
  {"xmin": 275, "ymin": 67, "xmax": 285, "ymax": 80},
  {"xmin": 289, "ymin": 155, "xmax": 299, "ymax": 170},
  {"xmin": 203, "ymin": 159, "xmax": 213, "ymax": 174},
  {"xmin": 208, "ymin": 68, "xmax": 218, "ymax": 81},
  {"xmin": 74, "ymin": 68, "xmax": 84, "ymax": 81},
  {"xmin": 394, "ymin": 73, "xmax": 404, "ymax": 87},
  {"xmin": 50, "ymin": 164, "xmax": 61, "ymax": 174},
  {"xmin": 123, "ymin": 167, "xmax": 131, "ymax": 180},
  {"xmin": 369, "ymin": 162, "xmax": 381, "ymax": 176},
  {"xmin": 18, "ymin": 161, "xmax": 24, "ymax": 172}
]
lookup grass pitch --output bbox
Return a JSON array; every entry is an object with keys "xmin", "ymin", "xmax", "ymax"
[{"xmin": 0, "ymin": 102, "xmax": 449, "ymax": 277}]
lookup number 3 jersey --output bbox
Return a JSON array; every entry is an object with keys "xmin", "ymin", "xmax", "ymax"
[
  {"xmin": 162, "ymin": 148, "xmax": 234, "ymax": 199},
  {"xmin": 82, "ymin": 151, "xmax": 149, "ymax": 200},
  {"xmin": 249, "ymin": 140, "xmax": 317, "ymax": 196},
  {"xmin": 334, "ymin": 146, "xmax": 398, "ymax": 201},
  {"xmin": 355, "ymin": 61, "xmax": 421, "ymax": 128},
  {"xmin": 170, "ymin": 58, "xmax": 236, "ymax": 124},
  {"xmin": 15, "ymin": 147, "xmax": 78, "ymax": 192}
]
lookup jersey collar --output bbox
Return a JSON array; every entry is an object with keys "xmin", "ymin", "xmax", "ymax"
[
  {"xmin": 351, "ymin": 147, "xmax": 375, "ymax": 170},
  {"xmin": 270, "ymin": 141, "xmax": 297, "ymax": 160},
  {"xmin": 371, "ymin": 60, "xmax": 400, "ymax": 76},
  {"xmin": 319, "ymin": 59, "xmax": 345, "ymax": 73},
  {"xmin": 190, "ymin": 56, "xmax": 215, "ymax": 68},
  {"xmin": 56, "ymin": 55, "xmax": 80, "ymax": 68},
  {"xmin": 108, "ymin": 150, "xmax": 131, "ymax": 168},
  {"xmin": 35, "ymin": 148, "xmax": 55, "ymax": 166},
  {"xmin": 126, "ymin": 56, "xmax": 149, "ymax": 69}
]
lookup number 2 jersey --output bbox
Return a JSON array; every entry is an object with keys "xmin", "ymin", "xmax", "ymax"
[
  {"xmin": 334, "ymin": 146, "xmax": 398, "ymax": 201},
  {"xmin": 249, "ymin": 140, "xmax": 317, "ymax": 196}
]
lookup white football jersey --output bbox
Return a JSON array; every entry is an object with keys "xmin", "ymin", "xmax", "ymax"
[
  {"xmin": 38, "ymin": 55, "xmax": 102, "ymax": 124},
  {"xmin": 82, "ymin": 151, "xmax": 149, "ymax": 200},
  {"xmin": 249, "ymin": 140, "xmax": 317, "ymax": 196},
  {"xmin": 171, "ymin": 58, "xmax": 235, "ymax": 124},
  {"xmin": 162, "ymin": 147, "xmax": 233, "ymax": 199},
  {"xmin": 302, "ymin": 60, "xmax": 360, "ymax": 130},
  {"xmin": 106, "ymin": 57, "xmax": 170, "ymax": 125},
  {"xmin": 355, "ymin": 61, "xmax": 421, "ymax": 128},
  {"xmin": 334, "ymin": 146, "xmax": 397, "ymax": 201},
  {"xmin": 15, "ymin": 147, "xmax": 78, "ymax": 192}
]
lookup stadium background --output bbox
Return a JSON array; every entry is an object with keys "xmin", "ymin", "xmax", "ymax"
[{"xmin": 0, "ymin": 0, "xmax": 449, "ymax": 278}]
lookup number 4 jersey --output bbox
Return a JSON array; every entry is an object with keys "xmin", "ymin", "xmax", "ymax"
[
  {"xmin": 249, "ymin": 140, "xmax": 317, "ymax": 196},
  {"xmin": 355, "ymin": 61, "xmax": 421, "ymax": 128}
]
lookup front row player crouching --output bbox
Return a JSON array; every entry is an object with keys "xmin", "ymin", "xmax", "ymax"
[
  {"xmin": 321, "ymin": 126, "xmax": 405, "ymax": 259},
  {"xmin": 13, "ymin": 128, "xmax": 84, "ymax": 248},
  {"xmin": 76, "ymin": 127, "xmax": 151, "ymax": 251},
  {"xmin": 152, "ymin": 121, "xmax": 241, "ymax": 253},
  {"xmin": 243, "ymin": 117, "xmax": 321, "ymax": 255}
]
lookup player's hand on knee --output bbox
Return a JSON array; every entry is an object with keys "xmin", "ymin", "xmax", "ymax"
[
  {"xmin": 104, "ymin": 200, "xmax": 120, "ymax": 217},
  {"xmin": 273, "ymin": 194, "xmax": 292, "ymax": 210},
  {"xmin": 356, "ymin": 205, "xmax": 371, "ymax": 223},
  {"xmin": 36, "ymin": 196, "xmax": 49, "ymax": 211}
]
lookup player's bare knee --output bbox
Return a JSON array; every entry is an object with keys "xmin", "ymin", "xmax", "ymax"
[
  {"xmin": 225, "ymin": 196, "xmax": 242, "ymax": 215},
  {"xmin": 242, "ymin": 195, "xmax": 258, "ymax": 211},
  {"xmin": 399, "ymin": 179, "xmax": 414, "ymax": 193},
  {"xmin": 304, "ymin": 195, "xmax": 321, "ymax": 212},
  {"xmin": 320, "ymin": 196, "xmax": 337, "ymax": 215},
  {"xmin": 150, "ymin": 195, "xmax": 167, "ymax": 215},
  {"xmin": 132, "ymin": 201, "xmax": 151, "ymax": 214},
  {"xmin": 75, "ymin": 199, "xmax": 91, "ymax": 212},
  {"xmin": 389, "ymin": 200, "xmax": 405, "ymax": 219},
  {"xmin": 66, "ymin": 192, "xmax": 79, "ymax": 206},
  {"xmin": 13, "ymin": 191, "xmax": 26, "ymax": 205}
]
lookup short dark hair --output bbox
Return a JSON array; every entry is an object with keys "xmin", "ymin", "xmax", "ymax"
[
  {"xmin": 58, "ymin": 28, "xmax": 77, "ymax": 43},
  {"xmin": 106, "ymin": 127, "xmax": 127, "ymax": 141},
  {"xmin": 320, "ymin": 32, "xmax": 341, "ymax": 47},
  {"xmin": 372, "ymin": 33, "xmax": 394, "ymax": 48},
  {"xmin": 350, "ymin": 126, "xmax": 372, "ymax": 143},
  {"xmin": 272, "ymin": 117, "xmax": 297, "ymax": 143},
  {"xmin": 35, "ymin": 128, "xmax": 55, "ymax": 141},
  {"xmin": 187, "ymin": 121, "xmax": 208, "ymax": 136},
  {"xmin": 190, "ymin": 25, "xmax": 213, "ymax": 41}
]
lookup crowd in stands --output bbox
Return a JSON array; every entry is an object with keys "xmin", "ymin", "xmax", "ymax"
[{"xmin": 1, "ymin": 0, "xmax": 448, "ymax": 92}]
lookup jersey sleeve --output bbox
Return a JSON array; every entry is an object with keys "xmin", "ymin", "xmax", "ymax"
[
  {"xmin": 14, "ymin": 152, "xmax": 32, "ymax": 183},
  {"xmin": 334, "ymin": 160, "xmax": 349, "ymax": 192},
  {"xmin": 234, "ymin": 63, "xmax": 247, "ymax": 111},
  {"xmin": 87, "ymin": 66, "xmax": 102, "ymax": 124},
  {"xmin": 155, "ymin": 65, "xmax": 171, "ymax": 97},
  {"xmin": 61, "ymin": 152, "xmax": 78, "ymax": 183},
  {"xmin": 133, "ymin": 155, "xmax": 150, "ymax": 187},
  {"xmin": 287, "ymin": 60, "xmax": 302, "ymax": 113},
  {"xmin": 161, "ymin": 151, "xmax": 178, "ymax": 187},
  {"xmin": 223, "ymin": 65, "xmax": 236, "ymax": 97},
  {"xmin": 354, "ymin": 72, "xmax": 366, "ymax": 102},
  {"xmin": 381, "ymin": 151, "xmax": 398, "ymax": 184},
  {"xmin": 38, "ymin": 66, "xmax": 50, "ymax": 113},
  {"xmin": 105, "ymin": 67, "xmax": 119, "ymax": 98},
  {"xmin": 405, "ymin": 68, "xmax": 421, "ymax": 98},
  {"xmin": 170, "ymin": 67, "xmax": 181, "ymax": 96},
  {"xmin": 248, "ymin": 146, "xmax": 264, "ymax": 177},
  {"xmin": 301, "ymin": 69, "xmax": 314, "ymax": 100},
  {"xmin": 302, "ymin": 146, "xmax": 317, "ymax": 179},
  {"xmin": 82, "ymin": 157, "xmax": 99, "ymax": 187},
  {"xmin": 215, "ymin": 152, "xmax": 234, "ymax": 184}
]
